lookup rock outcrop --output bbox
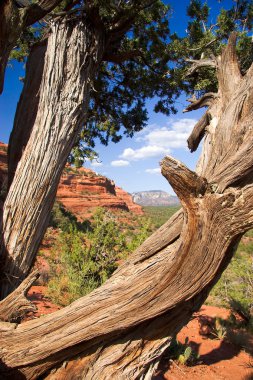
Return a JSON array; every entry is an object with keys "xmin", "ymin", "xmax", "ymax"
[
  {"xmin": 58, "ymin": 166, "xmax": 143, "ymax": 219},
  {"xmin": 0, "ymin": 144, "xmax": 143, "ymax": 219},
  {"xmin": 132, "ymin": 190, "xmax": 179, "ymax": 206}
]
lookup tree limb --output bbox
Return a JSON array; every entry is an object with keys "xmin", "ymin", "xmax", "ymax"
[
  {"xmin": 188, "ymin": 38, "xmax": 217, "ymax": 52},
  {"xmin": 161, "ymin": 156, "xmax": 207, "ymax": 201},
  {"xmin": 183, "ymin": 92, "xmax": 217, "ymax": 112},
  {"xmin": 187, "ymin": 111, "xmax": 210, "ymax": 152},
  {"xmin": 103, "ymin": 49, "xmax": 141, "ymax": 64},
  {"xmin": 24, "ymin": 0, "xmax": 63, "ymax": 26},
  {"xmin": 0, "ymin": 270, "xmax": 39, "ymax": 322},
  {"xmin": 217, "ymin": 32, "xmax": 242, "ymax": 103},
  {"xmin": 185, "ymin": 58, "xmax": 217, "ymax": 77}
]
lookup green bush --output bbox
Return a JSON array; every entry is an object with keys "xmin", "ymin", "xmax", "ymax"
[
  {"xmin": 126, "ymin": 217, "xmax": 152, "ymax": 252},
  {"xmin": 208, "ymin": 232, "xmax": 253, "ymax": 330},
  {"xmin": 143, "ymin": 206, "xmax": 180, "ymax": 229},
  {"xmin": 47, "ymin": 208, "xmax": 127, "ymax": 305},
  {"xmin": 49, "ymin": 201, "xmax": 90, "ymax": 232}
]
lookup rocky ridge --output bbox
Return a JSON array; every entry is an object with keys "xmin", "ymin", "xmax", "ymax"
[
  {"xmin": 132, "ymin": 190, "xmax": 179, "ymax": 206},
  {"xmin": 0, "ymin": 142, "xmax": 143, "ymax": 219},
  {"xmin": 58, "ymin": 166, "xmax": 143, "ymax": 219}
]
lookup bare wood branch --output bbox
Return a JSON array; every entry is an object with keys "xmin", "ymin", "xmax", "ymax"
[
  {"xmin": 187, "ymin": 111, "xmax": 210, "ymax": 152},
  {"xmin": 217, "ymin": 32, "xmax": 242, "ymax": 103},
  {"xmin": 0, "ymin": 270, "xmax": 39, "ymax": 322},
  {"xmin": 161, "ymin": 156, "xmax": 207, "ymax": 201},
  {"xmin": 103, "ymin": 49, "xmax": 141, "ymax": 64},
  {"xmin": 131, "ymin": 209, "xmax": 183, "ymax": 264},
  {"xmin": 185, "ymin": 58, "xmax": 217, "ymax": 77},
  {"xmin": 210, "ymin": 129, "xmax": 253, "ymax": 193},
  {"xmin": 188, "ymin": 38, "xmax": 217, "ymax": 52},
  {"xmin": 24, "ymin": 0, "xmax": 63, "ymax": 26},
  {"xmin": 8, "ymin": 40, "xmax": 47, "ymax": 188},
  {"xmin": 0, "ymin": 18, "xmax": 105, "ymax": 298},
  {"xmin": 183, "ymin": 92, "xmax": 217, "ymax": 112}
]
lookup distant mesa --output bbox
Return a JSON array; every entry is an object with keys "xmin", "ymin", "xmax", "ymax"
[{"xmin": 132, "ymin": 190, "xmax": 179, "ymax": 206}]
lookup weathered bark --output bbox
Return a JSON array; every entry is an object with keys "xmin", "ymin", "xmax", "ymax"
[
  {"xmin": 0, "ymin": 33, "xmax": 253, "ymax": 380},
  {"xmin": 0, "ymin": 0, "xmax": 61, "ymax": 94},
  {"xmin": 0, "ymin": 18, "xmax": 105, "ymax": 297},
  {"xmin": 0, "ymin": 270, "xmax": 39, "ymax": 322},
  {"xmin": 8, "ymin": 40, "xmax": 47, "ymax": 188},
  {"xmin": 0, "ymin": 0, "xmax": 23, "ymax": 94}
]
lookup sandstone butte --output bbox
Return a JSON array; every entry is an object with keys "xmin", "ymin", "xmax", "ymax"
[{"xmin": 0, "ymin": 142, "xmax": 143, "ymax": 219}]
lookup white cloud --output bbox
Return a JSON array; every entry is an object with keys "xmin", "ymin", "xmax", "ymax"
[
  {"xmin": 111, "ymin": 160, "xmax": 130, "ymax": 167},
  {"xmin": 90, "ymin": 161, "xmax": 103, "ymax": 167},
  {"xmin": 118, "ymin": 118, "xmax": 197, "ymax": 162},
  {"xmin": 145, "ymin": 168, "xmax": 161, "ymax": 175},
  {"xmin": 143, "ymin": 118, "xmax": 197, "ymax": 149},
  {"xmin": 120, "ymin": 146, "xmax": 171, "ymax": 160}
]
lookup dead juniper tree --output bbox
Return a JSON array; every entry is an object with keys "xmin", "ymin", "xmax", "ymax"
[{"xmin": 0, "ymin": 30, "xmax": 252, "ymax": 379}]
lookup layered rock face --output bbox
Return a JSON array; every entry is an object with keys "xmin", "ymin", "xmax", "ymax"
[
  {"xmin": 58, "ymin": 166, "xmax": 143, "ymax": 219},
  {"xmin": 0, "ymin": 142, "xmax": 7, "ymax": 185},
  {"xmin": 0, "ymin": 145, "xmax": 143, "ymax": 219}
]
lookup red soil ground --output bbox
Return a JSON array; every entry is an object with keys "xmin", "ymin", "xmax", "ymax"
[{"xmin": 26, "ymin": 288, "xmax": 253, "ymax": 379}]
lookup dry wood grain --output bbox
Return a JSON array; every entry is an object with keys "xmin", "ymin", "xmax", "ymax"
[{"xmin": 0, "ymin": 28, "xmax": 253, "ymax": 380}]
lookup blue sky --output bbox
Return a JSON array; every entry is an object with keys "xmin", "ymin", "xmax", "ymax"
[{"xmin": 0, "ymin": 1, "xmax": 233, "ymax": 194}]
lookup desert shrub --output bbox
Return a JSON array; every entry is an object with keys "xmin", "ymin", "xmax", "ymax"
[
  {"xmin": 49, "ymin": 201, "xmax": 90, "ymax": 232},
  {"xmin": 126, "ymin": 218, "xmax": 153, "ymax": 252},
  {"xmin": 143, "ymin": 206, "xmax": 180, "ymax": 229},
  {"xmin": 47, "ymin": 208, "xmax": 127, "ymax": 305},
  {"xmin": 208, "ymin": 232, "xmax": 253, "ymax": 330}
]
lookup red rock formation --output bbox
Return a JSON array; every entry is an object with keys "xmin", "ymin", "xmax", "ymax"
[
  {"xmin": 57, "ymin": 166, "xmax": 143, "ymax": 219},
  {"xmin": 0, "ymin": 142, "xmax": 7, "ymax": 185},
  {"xmin": 115, "ymin": 186, "xmax": 143, "ymax": 215},
  {"xmin": 0, "ymin": 144, "xmax": 143, "ymax": 219}
]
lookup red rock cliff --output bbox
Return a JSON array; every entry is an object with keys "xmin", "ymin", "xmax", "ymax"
[
  {"xmin": 0, "ymin": 145, "xmax": 143, "ymax": 219},
  {"xmin": 57, "ymin": 166, "xmax": 143, "ymax": 219}
]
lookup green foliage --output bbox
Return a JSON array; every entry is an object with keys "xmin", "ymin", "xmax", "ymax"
[
  {"xmin": 47, "ymin": 208, "xmax": 128, "ymax": 305},
  {"xmin": 168, "ymin": 0, "xmax": 253, "ymax": 98},
  {"xmin": 9, "ymin": 26, "xmax": 41, "ymax": 62},
  {"xmin": 143, "ymin": 206, "xmax": 180, "ymax": 229},
  {"xmin": 210, "ymin": 318, "xmax": 227, "ymax": 340},
  {"xmin": 49, "ymin": 201, "xmax": 90, "ymax": 233},
  {"xmin": 9, "ymin": 1, "xmax": 253, "ymax": 166},
  {"xmin": 126, "ymin": 217, "xmax": 152, "ymax": 252},
  {"xmin": 168, "ymin": 337, "xmax": 199, "ymax": 366},
  {"xmin": 208, "ymin": 232, "xmax": 253, "ymax": 330},
  {"xmin": 68, "ymin": 145, "xmax": 99, "ymax": 168},
  {"xmin": 10, "ymin": 1, "xmax": 174, "ymax": 165}
]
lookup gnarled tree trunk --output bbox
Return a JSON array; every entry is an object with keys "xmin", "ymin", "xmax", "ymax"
[
  {"xmin": 0, "ymin": 17, "xmax": 105, "ymax": 298},
  {"xmin": 0, "ymin": 0, "xmax": 61, "ymax": 94},
  {"xmin": 7, "ymin": 40, "xmax": 47, "ymax": 189},
  {"xmin": 0, "ymin": 34, "xmax": 252, "ymax": 379}
]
